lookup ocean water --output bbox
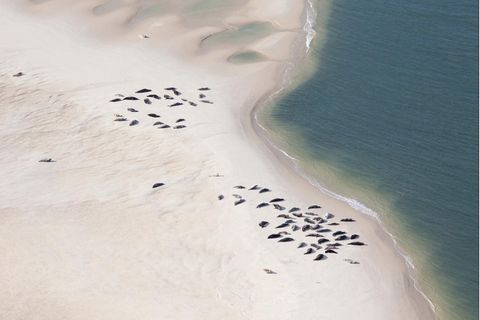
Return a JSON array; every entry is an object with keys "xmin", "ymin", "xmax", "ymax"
[{"xmin": 265, "ymin": 0, "xmax": 478, "ymax": 319}]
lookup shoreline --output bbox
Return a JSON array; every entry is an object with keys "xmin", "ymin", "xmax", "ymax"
[
  {"xmin": 249, "ymin": 0, "xmax": 437, "ymax": 316},
  {"xmin": 0, "ymin": 1, "xmax": 438, "ymax": 319}
]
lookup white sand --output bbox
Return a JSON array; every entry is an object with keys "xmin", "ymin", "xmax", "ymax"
[{"xmin": 0, "ymin": 1, "xmax": 436, "ymax": 319}]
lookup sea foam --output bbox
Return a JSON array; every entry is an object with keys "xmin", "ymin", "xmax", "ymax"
[{"xmin": 304, "ymin": 0, "xmax": 317, "ymax": 50}]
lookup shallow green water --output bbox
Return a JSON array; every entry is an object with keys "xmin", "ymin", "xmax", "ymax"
[{"xmin": 227, "ymin": 50, "xmax": 267, "ymax": 64}]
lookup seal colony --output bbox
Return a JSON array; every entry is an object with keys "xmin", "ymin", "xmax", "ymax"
[
  {"xmin": 109, "ymin": 86, "xmax": 214, "ymax": 130},
  {"xmin": 219, "ymin": 184, "xmax": 365, "ymax": 262}
]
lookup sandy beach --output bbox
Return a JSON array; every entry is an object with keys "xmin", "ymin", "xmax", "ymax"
[{"xmin": 0, "ymin": 1, "xmax": 436, "ymax": 319}]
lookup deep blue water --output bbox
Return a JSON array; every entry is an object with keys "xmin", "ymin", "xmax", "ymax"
[{"xmin": 269, "ymin": 0, "xmax": 478, "ymax": 318}]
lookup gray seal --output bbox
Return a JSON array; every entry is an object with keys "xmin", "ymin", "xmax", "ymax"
[
  {"xmin": 256, "ymin": 202, "xmax": 269, "ymax": 208},
  {"xmin": 259, "ymin": 221, "xmax": 269, "ymax": 228},
  {"xmin": 152, "ymin": 182, "xmax": 164, "ymax": 188},
  {"xmin": 313, "ymin": 254, "xmax": 327, "ymax": 261}
]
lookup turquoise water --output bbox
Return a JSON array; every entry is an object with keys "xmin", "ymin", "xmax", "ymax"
[{"xmin": 268, "ymin": 0, "xmax": 478, "ymax": 319}]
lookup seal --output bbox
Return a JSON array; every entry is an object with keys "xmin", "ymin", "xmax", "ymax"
[
  {"xmin": 148, "ymin": 113, "xmax": 160, "ymax": 118},
  {"xmin": 329, "ymin": 242, "xmax": 343, "ymax": 247},
  {"xmin": 301, "ymin": 225, "xmax": 311, "ymax": 232},
  {"xmin": 234, "ymin": 199, "xmax": 246, "ymax": 206},
  {"xmin": 313, "ymin": 254, "xmax": 327, "ymax": 261},
  {"xmin": 348, "ymin": 241, "xmax": 366, "ymax": 246},
  {"xmin": 317, "ymin": 229, "xmax": 332, "ymax": 233},
  {"xmin": 278, "ymin": 237, "xmax": 294, "ymax": 242},
  {"xmin": 152, "ymin": 182, "xmax": 164, "ymax": 188},
  {"xmin": 306, "ymin": 233, "xmax": 322, "ymax": 238},
  {"xmin": 259, "ymin": 188, "xmax": 271, "ymax": 193},
  {"xmin": 273, "ymin": 204, "xmax": 285, "ymax": 211},
  {"xmin": 270, "ymin": 198, "xmax": 284, "ymax": 203},
  {"xmin": 129, "ymin": 120, "xmax": 139, "ymax": 126},
  {"xmin": 297, "ymin": 242, "xmax": 307, "ymax": 248},
  {"xmin": 259, "ymin": 221, "xmax": 269, "ymax": 228},
  {"xmin": 324, "ymin": 212, "xmax": 335, "ymax": 219},
  {"xmin": 304, "ymin": 248, "xmax": 315, "ymax": 255},
  {"xmin": 308, "ymin": 205, "xmax": 322, "ymax": 209},
  {"xmin": 325, "ymin": 249, "xmax": 338, "ymax": 254},
  {"xmin": 136, "ymin": 88, "xmax": 151, "ymax": 93},
  {"xmin": 317, "ymin": 238, "xmax": 330, "ymax": 244},
  {"xmin": 267, "ymin": 233, "xmax": 282, "ymax": 239},
  {"xmin": 264, "ymin": 269, "xmax": 276, "ymax": 274},
  {"xmin": 304, "ymin": 217, "xmax": 315, "ymax": 224},
  {"xmin": 289, "ymin": 207, "xmax": 300, "ymax": 213},
  {"xmin": 256, "ymin": 202, "xmax": 269, "ymax": 208}
]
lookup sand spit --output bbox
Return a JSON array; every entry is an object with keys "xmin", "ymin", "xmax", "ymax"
[{"xmin": 0, "ymin": 1, "xmax": 435, "ymax": 319}]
